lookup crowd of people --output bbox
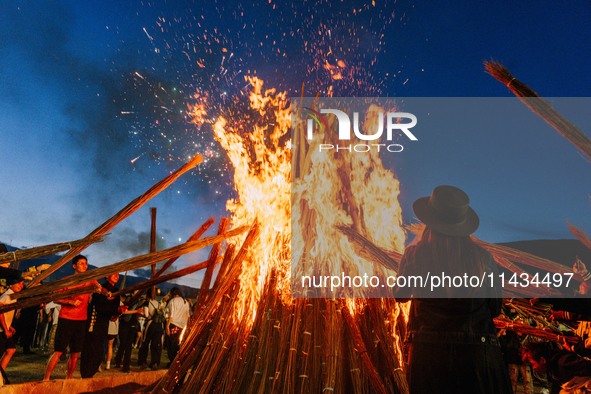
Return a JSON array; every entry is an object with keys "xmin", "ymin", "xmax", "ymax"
[{"xmin": 0, "ymin": 250, "xmax": 192, "ymax": 384}]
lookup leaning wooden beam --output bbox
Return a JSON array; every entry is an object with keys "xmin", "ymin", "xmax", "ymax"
[
  {"xmin": 0, "ymin": 235, "xmax": 103, "ymax": 265},
  {"xmin": 29, "ymin": 153, "xmax": 204, "ymax": 286},
  {"xmin": 154, "ymin": 217, "xmax": 215, "ymax": 277},
  {"xmin": 125, "ymin": 217, "xmax": 216, "ymax": 307},
  {"xmin": 336, "ymin": 224, "xmax": 400, "ymax": 271},
  {"xmin": 13, "ymin": 225, "xmax": 248, "ymax": 300},
  {"xmin": 408, "ymin": 222, "xmax": 573, "ymax": 277},
  {"xmin": 348, "ymin": 223, "xmax": 563, "ymax": 297},
  {"xmin": 484, "ymin": 61, "xmax": 591, "ymax": 162},
  {"xmin": 112, "ymin": 259, "xmax": 210, "ymax": 299},
  {"xmin": 0, "ymin": 257, "xmax": 215, "ymax": 315},
  {"xmin": 0, "ymin": 283, "xmax": 98, "ymax": 314},
  {"xmin": 476, "ymin": 240, "xmax": 575, "ymax": 277},
  {"xmin": 153, "ymin": 221, "xmax": 260, "ymax": 394},
  {"xmin": 195, "ymin": 218, "xmax": 229, "ymax": 308}
]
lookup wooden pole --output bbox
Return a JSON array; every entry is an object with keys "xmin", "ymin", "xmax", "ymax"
[
  {"xmin": 125, "ymin": 217, "xmax": 216, "ymax": 307},
  {"xmin": 155, "ymin": 217, "xmax": 215, "ymax": 277},
  {"xmin": 195, "ymin": 218, "xmax": 229, "ymax": 308},
  {"xmin": 0, "ymin": 235, "xmax": 103, "ymax": 265},
  {"xmin": 0, "ymin": 284, "xmax": 98, "ymax": 314},
  {"xmin": 13, "ymin": 225, "xmax": 249, "ymax": 300},
  {"xmin": 112, "ymin": 259, "xmax": 210, "ymax": 299},
  {"xmin": 336, "ymin": 224, "xmax": 400, "ymax": 271},
  {"xmin": 150, "ymin": 207, "xmax": 157, "ymax": 299},
  {"xmin": 0, "ymin": 258, "xmax": 213, "ymax": 314},
  {"xmin": 29, "ymin": 153, "xmax": 204, "ymax": 286}
]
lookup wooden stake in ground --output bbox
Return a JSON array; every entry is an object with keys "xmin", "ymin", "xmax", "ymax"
[
  {"xmin": 484, "ymin": 61, "xmax": 591, "ymax": 162},
  {"xmin": 29, "ymin": 153, "xmax": 204, "ymax": 286},
  {"xmin": 150, "ymin": 207, "xmax": 158, "ymax": 299}
]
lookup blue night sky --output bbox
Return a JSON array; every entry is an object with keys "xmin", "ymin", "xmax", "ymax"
[{"xmin": 1, "ymin": 1, "xmax": 590, "ymax": 287}]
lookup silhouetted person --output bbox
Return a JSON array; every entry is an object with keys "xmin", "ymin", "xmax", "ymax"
[
  {"xmin": 113, "ymin": 295, "xmax": 142, "ymax": 373},
  {"xmin": 395, "ymin": 185, "xmax": 511, "ymax": 394}
]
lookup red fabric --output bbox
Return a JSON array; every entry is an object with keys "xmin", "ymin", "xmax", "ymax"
[{"xmin": 58, "ymin": 281, "xmax": 96, "ymax": 321}]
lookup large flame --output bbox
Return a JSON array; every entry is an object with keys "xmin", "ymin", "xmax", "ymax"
[
  {"xmin": 190, "ymin": 77, "xmax": 406, "ymax": 324},
  {"xmin": 208, "ymin": 77, "xmax": 292, "ymax": 323},
  {"xmin": 186, "ymin": 78, "xmax": 411, "ymax": 386},
  {"xmin": 291, "ymin": 101, "xmax": 406, "ymax": 299}
]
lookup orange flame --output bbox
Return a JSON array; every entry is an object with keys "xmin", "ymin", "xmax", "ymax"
[
  {"xmin": 210, "ymin": 76, "xmax": 292, "ymax": 323},
  {"xmin": 291, "ymin": 102, "xmax": 406, "ymax": 299},
  {"xmin": 190, "ymin": 79, "xmax": 407, "ymax": 352}
]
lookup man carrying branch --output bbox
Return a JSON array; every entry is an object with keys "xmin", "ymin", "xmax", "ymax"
[{"xmin": 43, "ymin": 255, "xmax": 101, "ymax": 380}]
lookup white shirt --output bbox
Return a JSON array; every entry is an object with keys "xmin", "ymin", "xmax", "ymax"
[
  {"xmin": 166, "ymin": 296, "xmax": 190, "ymax": 328},
  {"xmin": 144, "ymin": 299, "xmax": 160, "ymax": 319},
  {"xmin": 45, "ymin": 301, "xmax": 61, "ymax": 326},
  {"xmin": 108, "ymin": 319, "xmax": 119, "ymax": 336}
]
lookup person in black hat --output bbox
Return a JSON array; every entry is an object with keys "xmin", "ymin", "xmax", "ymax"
[{"xmin": 395, "ymin": 185, "xmax": 511, "ymax": 394}]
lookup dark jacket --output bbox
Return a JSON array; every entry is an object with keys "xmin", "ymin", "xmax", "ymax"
[
  {"xmin": 398, "ymin": 243, "xmax": 511, "ymax": 394},
  {"xmin": 87, "ymin": 280, "xmax": 119, "ymax": 337},
  {"xmin": 396, "ymin": 244, "xmax": 501, "ymax": 338}
]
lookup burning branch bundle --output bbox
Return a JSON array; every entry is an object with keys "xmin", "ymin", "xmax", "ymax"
[{"xmin": 494, "ymin": 316, "xmax": 580, "ymax": 345}]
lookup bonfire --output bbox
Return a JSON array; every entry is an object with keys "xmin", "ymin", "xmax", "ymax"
[
  {"xmin": 148, "ymin": 78, "xmax": 410, "ymax": 393},
  {"xmin": 3, "ymin": 63, "xmax": 590, "ymax": 393}
]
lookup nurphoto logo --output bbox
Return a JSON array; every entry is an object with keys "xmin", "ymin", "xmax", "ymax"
[{"xmin": 301, "ymin": 101, "xmax": 418, "ymax": 153}]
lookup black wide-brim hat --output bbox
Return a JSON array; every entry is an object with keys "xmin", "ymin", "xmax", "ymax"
[{"xmin": 413, "ymin": 185, "xmax": 479, "ymax": 236}]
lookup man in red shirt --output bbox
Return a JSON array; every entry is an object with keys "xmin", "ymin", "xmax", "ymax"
[{"xmin": 43, "ymin": 255, "xmax": 99, "ymax": 380}]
